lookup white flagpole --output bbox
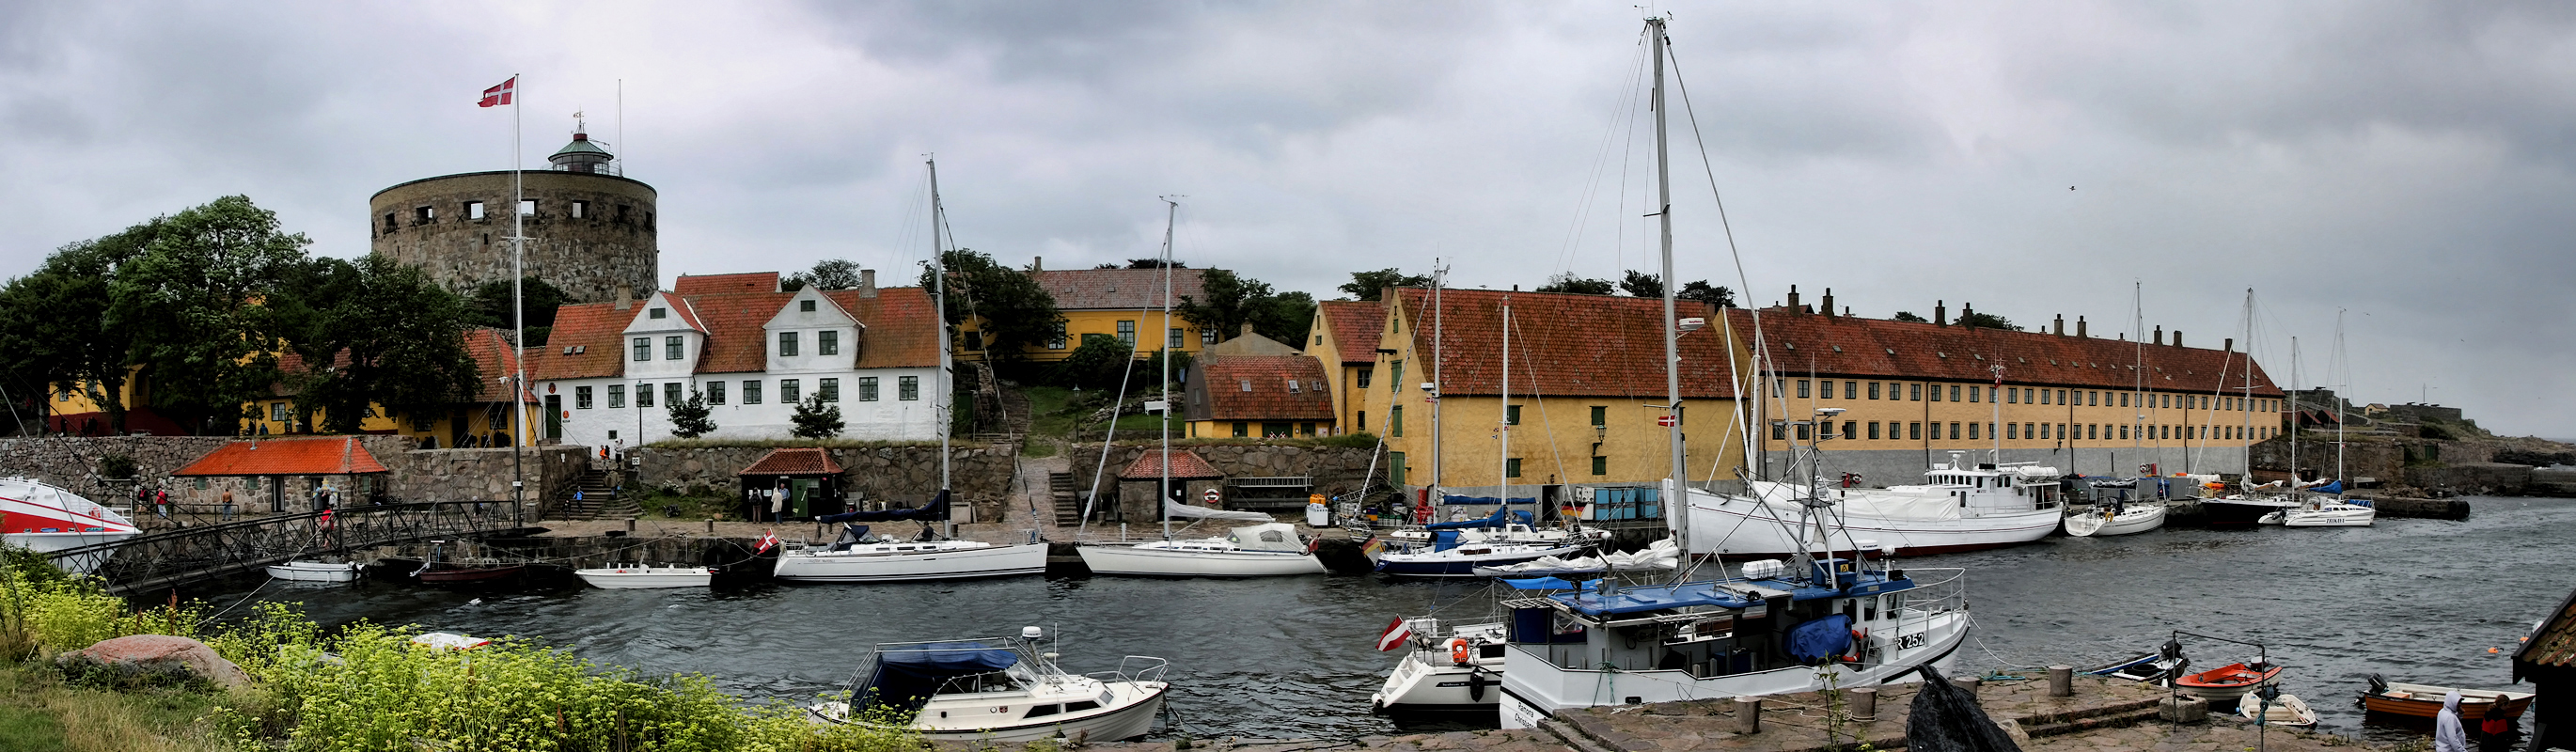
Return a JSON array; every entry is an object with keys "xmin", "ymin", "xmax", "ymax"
[{"xmin": 510, "ymin": 73, "xmax": 528, "ymax": 526}]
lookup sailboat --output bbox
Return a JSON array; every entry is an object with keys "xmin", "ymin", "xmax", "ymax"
[
  {"xmin": 1076, "ymin": 198, "xmax": 1327, "ymax": 578},
  {"xmin": 772, "ymin": 158, "xmax": 1048, "ymax": 583},
  {"xmin": 1500, "ymin": 19, "xmax": 1970, "ymax": 729},
  {"xmin": 2268, "ymin": 313, "xmax": 2374, "ymax": 527},
  {"xmin": 2198, "ymin": 290, "xmax": 2301, "ymax": 526}
]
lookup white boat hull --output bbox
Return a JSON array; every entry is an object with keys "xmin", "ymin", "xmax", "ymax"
[
  {"xmin": 2279, "ymin": 503, "xmax": 2375, "ymax": 527},
  {"xmin": 265, "ymin": 560, "xmax": 362, "ymax": 582},
  {"xmin": 1374, "ymin": 650, "xmax": 1505, "ymax": 712},
  {"xmin": 1499, "ymin": 608, "xmax": 1971, "ymax": 729},
  {"xmin": 2064, "ymin": 505, "xmax": 2167, "ymax": 538},
  {"xmin": 814, "ymin": 682, "xmax": 1168, "ymax": 743},
  {"xmin": 575, "ymin": 566, "xmax": 714, "ymax": 588},
  {"xmin": 1688, "ymin": 491, "xmax": 2060, "ymax": 556},
  {"xmin": 7, "ymin": 530, "xmax": 135, "ymax": 576},
  {"xmin": 1076, "ymin": 542, "xmax": 1326, "ymax": 577},
  {"xmin": 774, "ymin": 542, "xmax": 1049, "ymax": 583}
]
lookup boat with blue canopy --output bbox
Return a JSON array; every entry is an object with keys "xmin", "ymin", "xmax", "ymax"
[{"xmin": 809, "ymin": 627, "xmax": 1170, "ymax": 743}]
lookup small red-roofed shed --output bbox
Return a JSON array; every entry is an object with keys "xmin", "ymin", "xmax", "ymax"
[
  {"xmin": 173, "ymin": 437, "xmax": 389, "ymax": 513},
  {"xmin": 1109, "ymin": 448, "xmax": 1233, "ymax": 523},
  {"xmin": 735, "ymin": 447, "xmax": 847, "ymax": 521}
]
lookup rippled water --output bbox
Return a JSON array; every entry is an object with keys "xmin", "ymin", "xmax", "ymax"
[{"xmin": 200, "ymin": 496, "xmax": 2575, "ymax": 741}]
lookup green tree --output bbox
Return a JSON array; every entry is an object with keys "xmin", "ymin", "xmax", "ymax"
[
  {"xmin": 1958, "ymin": 311, "xmax": 2017, "ymax": 330},
  {"xmin": 1338, "ymin": 269, "xmax": 1431, "ymax": 301},
  {"xmin": 1535, "ymin": 273, "xmax": 1614, "ymax": 295},
  {"xmin": 922, "ymin": 248, "xmax": 1063, "ymax": 363},
  {"xmin": 466, "ymin": 275, "xmax": 568, "ymax": 338},
  {"xmin": 783, "ymin": 258, "xmax": 865, "ymax": 291},
  {"xmin": 1677, "ymin": 280, "xmax": 1735, "ymax": 307},
  {"xmin": 1124, "ymin": 258, "xmax": 1186, "ymax": 269},
  {"xmin": 668, "ymin": 385, "xmax": 716, "ymax": 438},
  {"xmin": 1174, "ymin": 269, "xmax": 1314, "ymax": 345},
  {"xmin": 0, "ymin": 236, "xmax": 147, "ymax": 432},
  {"xmin": 274, "ymin": 255, "xmax": 484, "ymax": 434},
  {"xmin": 1893, "ymin": 311, "xmax": 1928, "ymax": 322},
  {"xmin": 789, "ymin": 395, "xmax": 844, "ymax": 439},
  {"xmin": 1055, "ymin": 334, "xmax": 1135, "ymax": 390},
  {"xmin": 1619, "ymin": 270, "xmax": 1663, "ymax": 298}
]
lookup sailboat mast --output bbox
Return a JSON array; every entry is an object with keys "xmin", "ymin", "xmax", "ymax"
[
  {"xmin": 928, "ymin": 157, "xmax": 954, "ymax": 539},
  {"xmin": 2130, "ymin": 282, "xmax": 2144, "ymax": 478},
  {"xmin": 1499, "ymin": 297, "xmax": 1511, "ymax": 520},
  {"xmin": 1649, "ymin": 17, "xmax": 1689, "ymax": 550},
  {"xmin": 2333, "ymin": 309, "xmax": 2346, "ymax": 486},
  {"xmin": 2289, "ymin": 337, "xmax": 2301, "ymax": 500},
  {"xmin": 1159, "ymin": 197, "xmax": 1178, "ymax": 541},
  {"xmin": 1430, "ymin": 262, "xmax": 1444, "ymax": 509},
  {"xmin": 2240, "ymin": 290, "xmax": 2254, "ymax": 481}
]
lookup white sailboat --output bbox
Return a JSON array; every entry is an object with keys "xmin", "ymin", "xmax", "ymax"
[
  {"xmin": 2270, "ymin": 314, "xmax": 2374, "ymax": 527},
  {"xmin": 1500, "ymin": 19, "xmax": 1969, "ymax": 729},
  {"xmin": 1076, "ymin": 197, "xmax": 1326, "ymax": 578},
  {"xmin": 773, "ymin": 158, "xmax": 1047, "ymax": 583},
  {"xmin": 2063, "ymin": 502, "xmax": 2167, "ymax": 538}
]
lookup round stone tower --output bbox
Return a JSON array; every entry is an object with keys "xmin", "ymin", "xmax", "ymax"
[{"xmin": 370, "ymin": 127, "xmax": 657, "ymax": 304}]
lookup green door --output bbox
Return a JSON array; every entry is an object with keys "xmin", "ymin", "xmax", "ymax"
[
  {"xmin": 1389, "ymin": 451, "xmax": 1406, "ymax": 487},
  {"xmin": 793, "ymin": 478, "xmax": 820, "ymax": 517}
]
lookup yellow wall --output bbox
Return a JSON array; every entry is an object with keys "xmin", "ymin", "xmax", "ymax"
[
  {"xmin": 1751, "ymin": 377, "xmax": 2286, "ymax": 454},
  {"xmin": 1186, "ymin": 418, "xmax": 1327, "ymax": 439},
  {"xmin": 1301, "ymin": 309, "xmax": 1373, "ymax": 433},
  {"xmin": 957, "ymin": 310, "xmax": 1206, "ymax": 363}
]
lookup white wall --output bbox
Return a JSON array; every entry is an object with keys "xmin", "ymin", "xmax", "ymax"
[{"xmin": 548, "ymin": 367, "xmax": 946, "ymax": 446}]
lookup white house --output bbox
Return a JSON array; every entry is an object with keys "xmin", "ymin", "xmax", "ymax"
[{"xmin": 530, "ymin": 271, "xmax": 949, "ymax": 447}]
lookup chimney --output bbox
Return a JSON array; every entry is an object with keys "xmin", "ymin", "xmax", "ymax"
[
  {"xmin": 1845, "ymin": 306, "xmax": 1853, "ymax": 317},
  {"xmin": 1031, "ymin": 256, "xmax": 1043, "ymax": 272},
  {"xmin": 2053, "ymin": 314, "xmax": 2065, "ymax": 336},
  {"xmin": 1935, "ymin": 300, "xmax": 1947, "ymax": 326},
  {"xmin": 858, "ymin": 269, "xmax": 877, "ymax": 298},
  {"xmin": 1240, "ymin": 321, "xmax": 1254, "ymax": 338},
  {"xmin": 1381, "ymin": 286, "xmax": 1397, "ymax": 304},
  {"xmin": 615, "ymin": 284, "xmax": 633, "ymax": 311},
  {"xmin": 2224, "ymin": 337, "xmax": 2235, "ymax": 352},
  {"xmin": 1821, "ymin": 288, "xmax": 1835, "ymax": 317},
  {"xmin": 1785, "ymin": 285, "xmax": 1800, "ymax": 311},
  {"xmin": 2078, "ymin": 316, "xmax": 2088, "ymax": 337},
  {"xmin": 1961, "ymin": 302, "xmax": 1975, "ymax": 326},
  {"xmin": 2173, "ymin": 330, "xmax": 2183, "ymax": 348},
  {"xmin": 2153, "ymin": 325, "xmax": 2163, "ymax": 346}
]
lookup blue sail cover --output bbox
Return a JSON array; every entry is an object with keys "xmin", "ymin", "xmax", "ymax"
[
  {"xmin": 858, "ymin": 641, "xmax": 1019, "ymax": 714},
  {"xmin": 1441, "ymin": 495, "xmax": 1540, "ymax": 506},
  {"xmin": 819, "ymin": 490, "xmax": 950, "ymax": 524},
  {"xmin": 1785, "ymin": 614, "xmax": 1855, "ymax": 663},
  {"xmin": 2314, "ymin": 480, "xmax": 2345, "ymax": 494}
]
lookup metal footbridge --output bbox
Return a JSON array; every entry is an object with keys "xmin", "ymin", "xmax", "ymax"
[{"xmin": 45, "ymin": 501, "xmax": 540, "ymax": 595}]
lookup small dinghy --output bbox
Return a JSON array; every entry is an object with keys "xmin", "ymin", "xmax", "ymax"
[
  {"xmin": 2064, "ymin": 503, "xmax": 2166, "ymax": 538},
  {"xmin": 266, "ymin": 559, "xmax": 363, "ymax": 582},
  {"xmin": 2239, "ymin": 693, "xmax": 2318, "ymax": 727},
  {"xmin": 2175, "ymin": 662, "xmax": 2285, "ymax": 702},
  {"xmin": 574, "ymin": 563, "xmax": 713, "ymax": 589}
]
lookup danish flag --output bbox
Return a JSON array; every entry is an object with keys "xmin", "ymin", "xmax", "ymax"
[
  {"xmin": 755, "ymin": 529, "xmax": 778, "ymax": 554},
  {"xmin": 479, "ymin": 77, "xmax": 516, "ymax": 107},
  {"xmin": 1376, "ymin": 617, "xmax": 1412, "ymax": 651}
]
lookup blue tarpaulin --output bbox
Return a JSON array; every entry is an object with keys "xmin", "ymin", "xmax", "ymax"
[
  {"xmin": 858, "ymin": 641, "xmax": 1018, "ymax": 714},
  {"xmin": 1442, "ymin": 495, "xmax": 1540, "ymax": 505},
  {"xmin": 2314, "ymin": 480, "xmax": 2345, "ymax": 494},
  {"xmin": 1784, "ymin": 614, "xmax": 1855, "ymax": 663},
  {"xmin": 1501, "ymin": 576, "xmax": 1579, "ymax": 590}
]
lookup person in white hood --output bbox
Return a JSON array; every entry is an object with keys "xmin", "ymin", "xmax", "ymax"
[{"xmin": 2434, "ymin": 689, "xmax": 2467, "ymax": 752}]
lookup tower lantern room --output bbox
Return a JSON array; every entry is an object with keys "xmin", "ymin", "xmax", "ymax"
[{"xmin": 549, "ymin": 123, "xmax": 617, "ymax": 176}]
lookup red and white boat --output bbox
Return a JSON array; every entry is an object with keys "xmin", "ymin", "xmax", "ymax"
[
  {"xmin": 2174, "ymin": 661, "xmax": 2285, "ymax": 702},
  {"xmin": 1688, "ymin": 453, "xmax": 2065, "ymax": 556},
  {"xmin": 2, "ymin": 477, "xmax": 140, "ymax": 575}
]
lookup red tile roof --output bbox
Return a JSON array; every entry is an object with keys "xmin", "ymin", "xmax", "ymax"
[
  {"xmin": 173, "ymin": 437, "xmax": 389, "ymax": 477},
  {"xmin": 1197, "ymin": 355, "xmax": 1336, "ymax": 421},
  {"xmin": 682, "ymin": 291, "xmax": 792, "ymax": 374},
  {"xmin": 529, "ymin": 303, "xmax": 630, "ymax": 380},
  {"xmin": 531, "ymin": 287, "xmax": 945, "ymax": 380},
  {"xmin": 826, "ymin": 288, "xmax": 942, "ymax": 369},
  {"xmin": 1726, "ymin": 308, "xmax": 2284, "ymax": 395},
  {"xmin": 738, "ymin": 447, "xmax": 845, "ymax": 477},
  {"xmin": 1393, "ymin": 288, "xmax": 1740, "ymax": 400},
  {"xmin": 273, "ymin": 329, "xmax": 532, "ymax": 403},
  {"xmin": 1121, "ymin": 448, "xmax": 1224, "ymax": 479},
  {"xmin": 1317, "ymin": 300, "xmax": 1387, "ymax": 365},
  {"xmin": 2519, "ymin": 587, "xmax": 2576, "ymax": 674},
  {"xmin": 674, "ymin": 273, "xmax": 780, "ymax": 296},
  {"xmin": 1033, "ymin": 268, "xmax": 1207, "ymax": 310}
]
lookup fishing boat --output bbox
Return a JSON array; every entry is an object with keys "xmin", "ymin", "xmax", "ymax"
[
  {"xmin": 2239, "ymin": 694, "xmax": 2318, "ymax": 727},
  {"xmin": 808, "ymin": 627, "xmax": 1170, "ymax": 743},
  {"xmin": 2361, "ymin": 677, "xmax": 2536, "ymax": 722},
  {"xmin": 265, "ymin": 559, "xmax": 363, "ymax": 582},
  {"xmin": 411, "ymin": 540, "xmax": 526, "ymax": 586},
  {"xmin": 1689, "ymin": 454, "xmax": 2065, "ymax": 556},
  {"xmin": 2083, "ymin": 651, "xmax": 2178, "ymax": 682},
  {"xmin": 3, "ymin": 477, "xmax": 140, "ymax": 575},
  {"xmin": 574, "ymin": 563, "xmax": 714, "ymax": 588},
  {"xmin": 2064, "ymin": 502, "xmax": 2167, "ymax": 538},
  {"xmin": 2174, "ymin": 662, "xmax": 2285, "ymax": 703}
]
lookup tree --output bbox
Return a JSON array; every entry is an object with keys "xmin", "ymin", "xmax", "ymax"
[
  {"xmin": 1893, "ymin": 311, "xmax": 1929, "ymax": 323},
  {"xmin": 1125, "ymin": 258, "xmax": 1186, "ymax": 269},
  {"xmin": 1055, "ymin": 334, "xmax": 1134, "ymax": 390},
  {"xmin": 273, "ymin": 255, "xmax": 484, "ymax": 433},
  {"xmin": 1535, "ymin": 273, "xmax": 1614, "ymax": 295},
  {"xmin": 784, "ymin": 258, "xmax": 865, "ymax": 291},
  {"xmin": 922, "ymin": 248, "xmax": 1064, "ymax": 364},
  {"xmin": 1338, "ymin": 269, "xmax": 1431, "ymax": 301},
  {"xmin": 0, "ymin": 235, "xmax": 146, "ymax": 432},
  {"xmin": 1958, "ymin": 311, "xmax": 2017, "ymax": 330},
  {"xmin": 467, "ymin": 276, "xmax": 568, "ymax": 335},
  {"xmin": 106, "ymin": 196, "xmax": 310, "ymax": 434},
  {"xmin": 1175, "ymin": 269, "xmax": 1312, "ymax": 345},
  {"xmin": 1619, "ymin": 271, "xmax": 1663, "ymax": 298},
  {"xmin": 1677, "ymin": 280, "xmax": 1735, "ymax": 307},
  {"xmin": 668, "ymin": 385, "xmax": 715, "ymax": 438},
  {"xmin": 790, "ymin": 395, "xmax": 844, "ymax": 439}
]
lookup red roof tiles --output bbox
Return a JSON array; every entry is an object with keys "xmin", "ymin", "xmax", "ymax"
[
  {"xmin": 1318, "ymin": 300, "xmax": 1387, "ymax": 365},
  {"xmin": 530, "ymin": 303, "xmax": 630, "ymax": 380},
  {"xmin": 530, "ymin": 287, "xmax": 943, "ymax": 380},
  {"xmin": 1121, "ymin": 448, "xmax": 1224, "ymax": 479},
  {"xmin": 738, "ymin": 447, "xmax": 845, "ymax": 477},
  {"xmin": 1726, "ymin": 308, "xmax": 2283, "ymax": 395},
  {"xmin": 172, "ymin": 437, "xmax": 389, "ymax": 477},
  {"xmin": 1033, "ymin": 269, "xmax": 1207, "ymax": 310},
  {"xmin": 675, "ymin": 273, "xmax": 780, "ymax": 296},
  {"xmin": 1197, "ymin": 355, "xmax": 1336, "ymax": 421},
  {"xmin": 1393, "ymin": 289, "xmax": 1740, "ymax": 400},
  {"xmin": 825, "ymin": 288, "xmax": 942, "ymax": 369}
]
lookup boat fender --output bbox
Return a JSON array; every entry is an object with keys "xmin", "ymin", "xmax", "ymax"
[
  {"xmin": 1467, "ymin": 669, "xmax": 1492, "ymax": 702},
  {"xmin": 1449, "ymin": 637, "xmax": 1471, "ymax": 666}
]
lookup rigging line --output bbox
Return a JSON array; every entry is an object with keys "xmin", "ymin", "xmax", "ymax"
[
  {"xmin": 1665, "ymin": 39, "xmax": 1770, "ymax": 463},
  {"xmin": 1504, "ymin": 307, "xmax": 1572, "ymax": 485},
  {"xmin": 1556, "ymin": 36, "xmax": 1655, "ymax": 275}
]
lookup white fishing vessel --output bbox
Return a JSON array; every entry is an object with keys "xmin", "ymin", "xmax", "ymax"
[
  {"xmin": 1688, "ymin": 454, "xmax": 2064, "ymax": 556},
  {"xmin": 265, "ymin": 559, "xmax": 364, "ymax": 582},
  {"xmin": 809, "ymin": 627, "xmax": 1169, "ymax": 743},
  {"xmin": 3, "ymin": 477, "xmax": 139, "ymax": 575},
  {"xmin": 573, "ymin": 563, "xmax": 714, "ymax": 588},
  {"xmin": 2063, "ymin": 502, "xmax": 2167, "ymax": 538}
]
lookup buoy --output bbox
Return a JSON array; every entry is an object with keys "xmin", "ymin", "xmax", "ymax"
[{"xmin": 2488, "ymin": 648, "xmax": 2500, "ymax": 653}]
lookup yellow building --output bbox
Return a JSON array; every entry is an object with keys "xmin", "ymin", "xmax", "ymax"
[
  {"xmin": 1306, "ymin": 300, "xmax": 1386, "ymax": 433},
  {"xmin": 246, "ymin": 328, "xmax": 541, "ymax": 447},
  {"xmin": 955, "ymin": 262, "xmax": 1210, "ymax": 362},
  {"xmin": 1732, "ymin": 294, "xmax": 2286, "ymax": 482},
  {"xmin": 1181, "ymin": 331, "xmax": 1334, "ymax": 439}
]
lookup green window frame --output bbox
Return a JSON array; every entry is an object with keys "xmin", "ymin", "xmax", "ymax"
[
  {"xmin": 1505, "ymin": 458, "xmax": 1521, "ymax": 478},
  {"xmin": 1590, "ymin": 405, "xmax": 1607, "ymax": 427},
  {"xmin": 1505, "ymin": 405, "xmax": 1521, "ymax": 425},
  {"xmin": 1390, "ymin": 406, "xmax": 1404, "ymax": 437},
  {"xmin": 1590, "ymin": 456, "xmax": 1607, "ymax": 476}
]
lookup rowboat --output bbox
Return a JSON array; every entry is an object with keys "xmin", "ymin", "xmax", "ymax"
[
  {"xmin": 2082, "ymin": 651, "xmax": 2178, "ymax": 683},
  {"xmin": 574, "ymin": 563, "xmax": 713, "ymax": 588},
  {"xmin": 417, "ymin": 564, "xmax": 526, "ymax": 584},
  {"xmin": 2239, "ymin": 694, "xmax": 2318, "ymax": 727},
  {"xmin": 265, "ymin": 559, "xmax": 363, "ymax": 582},
  {"xmin": 2362, "ymin": 677, "xmax": 2536, "ymax": 721},
  {"xmin": 2174, "ymin": 662, "xmax": 2284, "ymax": 702}
]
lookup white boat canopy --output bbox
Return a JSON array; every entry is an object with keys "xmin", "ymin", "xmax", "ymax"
[
  {"xmin": 1164, "ymin": 500, "xmax": 1271, "ymax": 523},
  {"xmin": 1226, "ymin": 523, "xmax": 1307, "ymax": 552}
]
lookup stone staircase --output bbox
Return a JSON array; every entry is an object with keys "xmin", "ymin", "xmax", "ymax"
[
  {"xmin": 1050, "ymin": 472, "xmax": 1081, "ymax": 526},
  {"xmin": 552, "ymin": 468, "xmax": 640, "ymax": 521}
]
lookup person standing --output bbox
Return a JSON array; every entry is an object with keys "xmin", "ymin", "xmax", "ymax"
[
  {"xmin": 219, "ymin": 488, "xmax": 235, "ymax": 521},
  {"xmin": 2435, "ymin": 690, "xmax": 2466, "ymax": 752}
]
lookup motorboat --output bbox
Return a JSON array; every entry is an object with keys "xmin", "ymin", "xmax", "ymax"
[
  {"xmin": 2239, "ymin": 693, "xmax": 2318, "ymax": 727},
  {"xmin": 2, "ymin": 477, "xmax": 140, "ymax": 575},
  {"xmin": 1377, "ymin": 508, "xmax": 1610, "ymax": 578},
  {"xmin": 1372, "ymin": 617, "xmax": 1515, "ymax": 713},
  {"xmin": 808, "ymin": 626, "xmax": 1169, "ymax": 743},
  {"xmin": 2361, "ymin": 677, "xmax": 2536, "ymax": 722},
  {"xmin": 2200, "ymin": 494, "xmax": 2300, "ymax": 526},
  {"xmin": 2064, "ymin": 503, "xmax": 2167, "ymax": 538},
  {"xmin": 2083, "ymin": 651, "xmax": 2178, "ymax": 682},
  {"xmin": 1688, "ymin": 453, "xmax": 2065, "ymax": 556},
  {"xmin": 1472, "ymin": 538, "xmax": 1680, "ymax": 578},
  {"xmin": 574, "ymin": 563, "xmax": 714, "ymax": 588},
  {"xmin": 1076, "ymin": 523, "xmax": 1327, "ymax": 577},
  {"xmin": 266, "ymin": 559, "xmax": 363, "ymax": 582},
  {"xmin": 2173, "ymin": 662, "xmax": 2285, "ymax": 703},
  {"xmin": 2262, "ymin": 498, "xmax": 2375, "ymax": 527},
  {"xmin": 774, "ymin": 493, "xmax": 1049, "ymax": 583}
]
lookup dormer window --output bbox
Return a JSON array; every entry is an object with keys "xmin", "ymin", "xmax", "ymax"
[
  {"xmin": 800, "ymin": 300, "xmax": 816, "ymax": 312},
  {"xmin": 819, "ymin": 330, "xmax": 839, "ymax": 356},
  {"xmin": 649, "ymin": 307, "xmax": 667, "ymax": 320}
]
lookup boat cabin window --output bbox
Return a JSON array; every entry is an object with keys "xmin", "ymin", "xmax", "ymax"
[
  {"xmin": 1479, "ymin": 644, "xmax": 1507, "ymax": 659},
  {"xmin": 1065, "ymin": 699, "xmax": 1101, "ymax": 713},
  {"xmin": 1862, "ymin": 596, "xmax": 1879, "ymax": 621},
  {"xmin": 1023, "ymin": 704, "xmax": 1062, "ymax": 719}
]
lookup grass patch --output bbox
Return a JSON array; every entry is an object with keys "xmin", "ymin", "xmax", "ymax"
[
  {"xmin": 0, "ymin": 662, "xmax": 226, "ymax": 752},
  {"xmin": 635, "ymin": 488, "xmax": 735, "ymax": 520}
]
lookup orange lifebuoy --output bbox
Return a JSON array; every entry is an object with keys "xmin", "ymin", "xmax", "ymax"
[
  {"xmin": 1846, "ymin": 628, "xmax": 1869, "ymax": 663},
  {"xmin": 1449, "ymin": 637, "xmax": 1470, "ymax": 666}
]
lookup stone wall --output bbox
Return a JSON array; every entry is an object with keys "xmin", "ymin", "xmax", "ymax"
[
  {"xmin": 370, "ymin": 170, "xmax": 658, "ymax": 304},
  {"xmin": 635, "ymin": 445, "xmax": 1018, "ymax": 520},
  {"xmin": 1067, "ymin": 443, "xmax": 1383, "ymax": 521},
  {"xmin": 382, "ymin": 446, "xmax": 589, "ymax": 510},
  {"xmin": 0, "ymin": 436, "xmax": 583, "ymax": 514}
]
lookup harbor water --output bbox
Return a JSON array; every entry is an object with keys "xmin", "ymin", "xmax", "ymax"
[{"xmin": 202, "ymin": 495, "xmax": 2575, "ymax": 741}]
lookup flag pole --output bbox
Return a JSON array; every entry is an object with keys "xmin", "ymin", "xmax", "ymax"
[{"xmin": 510, "ymin": 73, "xmax": 527, "ymax": 527}]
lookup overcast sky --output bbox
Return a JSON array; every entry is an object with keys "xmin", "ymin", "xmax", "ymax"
[{"xmin": 4, "ymin": 1, "xmax": 2572, "ymax": 435}]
